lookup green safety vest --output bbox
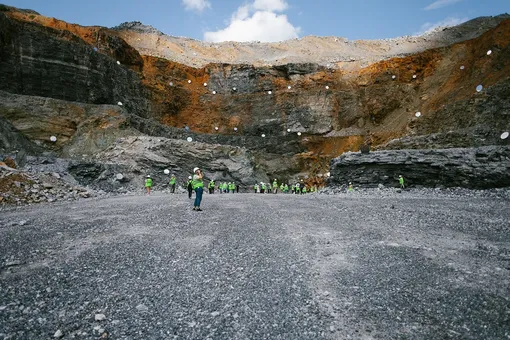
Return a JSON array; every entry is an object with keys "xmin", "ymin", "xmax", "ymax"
[
  {"xmin": 273, "ymin": 181, "xmax": 278, "ymax": 188},
  {"xmin": 145, "ymin": 178, "xmax": 152, "ymax": 187},
  {"xmin": 192, "ymin": 175, "xmax": 203, "ymax": 189},
  {"xmin": 169, "ymin": 177, "xmax": 176, "ymax": 185},
  {"xmin": 208, "ymin": 181, "xmax": 215, "ymax": 188}
]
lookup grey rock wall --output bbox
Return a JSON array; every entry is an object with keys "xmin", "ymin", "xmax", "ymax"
[{"xmin": 329, "ymin": 146, "xmax": 510, "ymax": 189}]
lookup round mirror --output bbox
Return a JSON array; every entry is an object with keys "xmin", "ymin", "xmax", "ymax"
[
  {"xmin": 116, "ymin": 61, "xmax": 120, "ymax": 65},
  {"xmin": 215, "ymin": 126, "xmax": 219, "ymax": 131},
  {"xmin": 476, "ymin": 85, "xmax": 483, "ymax": 92},
  {"xmin": 188, "ymin": 80, "xmax": 192, "ymax": 84},
  {"xmin": 326, "ymin": 172, "xmax": 331, "ymax": 177},
  {"xmin": 117, "ymin": 102, "xmax": 123, "ymax": 106},
  {"xmin": 288, "ymin": 85, "xmax": 292, "ymax": 89},
  {"xmin": 325, "ymin": 86, "xmax": 330, "ymax": 90},
  {"xmin": 164, "ymin": 169, "xmax": 170, "ymax": 174},
  {"xmin": 212, "ymin": 91, "xmax": 216, "ymax": 95},
  {"xmin": 233, "ymin": 87, "xmax": 237, "ymax": 91},
  {"xmin": 297, "ymin": 132, "xmax": 302, "ymax": 136},
  {"xmin": 392, "ymin": 75, "xmax": 396, "ymax": 80},
  {"xmin": 234, "ymin": 127, "xmax": 238, "ymax": 131},
  {"xmin": 487, "ymin": 50, "xmax": 492, "ymax": 55},
  {"xmin": 415, "ymin": 112, "xmax": 421, "ymax": 117},
  {"xmin": 261, "ymin": 134, "xmax": 266, "ymax": 138},
  {"xmin": 501, "ymin": 132, "xmax": 509, "ymax": 140},
  {"xmin": 287, "ymin": 128, "xmax": 291, "ymax": 132},
  {"xmin": 412, "ymin": 75, "xmax": 417, "ymax": 79},
  {"xmin": 268, "ymin": 91, "xmax": 272, "ymax": 95},
  {"xmin": 186, "ymin": 137, "xmax": 193, "ymax": 142},
  {"xmin": 204, "ymin": 83, "xmax": 207, "ymax": 87},
  {"xmin": 50, "ymin": 136, "xmax": 57, "ymax": 142},
  {"xmin": 460, "ymin": 66, "xmax": 465, "ymax": 70},
  {"xmin": 169, "ymin": 82, "xmax": 173, "ymax": 86}
]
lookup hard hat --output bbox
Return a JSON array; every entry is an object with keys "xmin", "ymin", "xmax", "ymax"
[
  {"xmin": 193, "ymin": 167, "xmax": 200, "ymax": 173},
  {"xmin": 188, "ymin": 175, "xmax": 192, "ymax": 179},
  {"xmin": 399, "ymin": 175, "xmax": 402, "ymax": 177},
  {"xmin": 349, "ymin": 182, "xmax": 352, "ymax": 184},
  {"xmin": 147, "ymin": 175, "xmax": 151, "ymax": 178}
]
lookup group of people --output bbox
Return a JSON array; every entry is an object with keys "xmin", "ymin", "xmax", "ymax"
[
  {"xmin": 144, "ymin": 171, "xmax": 406, "ymax": 211},
  {"xmin": 253, "ymin": 180, "xmax": 318, "ymax": 194}
]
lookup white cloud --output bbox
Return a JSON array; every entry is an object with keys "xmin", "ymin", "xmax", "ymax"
[
  {"xmin": 416, "ymin": 16, "xmax": 469, "ymax": 35},
  {"xmin": 204, "ymin": 0, "xmax": 300, "ymax": 42},
  {"xmin": 182, "ymin": 0, "xmax": 211, "ymax": 12},
  {"xmin": 424, "ymin": 0, "xmax": 463, "ymax": 10},
  {"xmin": 253, "ymin": 0, "xmax": 288, "ymax": 12}
]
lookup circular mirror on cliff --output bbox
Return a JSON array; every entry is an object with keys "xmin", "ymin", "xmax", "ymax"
[
  {"xmin": 164, "ymin": 169, "xmax": 170, "ymax": 175},
  {"xmin": 234, "ymin": 127, "xmax": 238, "ymax": 132},
  {"xmin": 297, "ymin": 132, "xmax": 302, "ymax": 136},
  {"xmin": 117, "ymin": 102, "xmax": 123, "ymax": 106},
  {"xmin": 212, "ymin": 91, "xmax": 216, "ymax": 95},
  {"xmin": 93, "ymin": 47, "xmax": 98, "ymax": 52},
  {"xmin": 415, "ymin": 112, "xmax": 421, "ymax": 117},
  {"xmin": 268, "ymin": 91, "xmax": 272, "ymax": 95},
  {"xmin": 288, "ymin": 86, "xmax": 292, "ymax": 90},
  {"xmin": 261, "ymin": 134, "xmax": 266, "ymax": 138},
  {"xmin": 460, "ymin": 66, "xmax": 465, "ymax": 70},
  {"xmin": 287, "ymin": 128, "xmax": 291, "ymax": 132},
  {"xmin": 50, "ymin": 136, "xmax": 57, "ymax": 142},
  {"xmin": 412, "ymin": 75, "xmax": 417, "ymax": 79},
  {"xmin": 392, "ymin": 75, "xmax": 396, "ymax": 80},
  {"xmin": 184, "ymin": 125, "xmax": 189, "ymax": 131},
  {"xmin": 169, "ymin": 82, "xmax": 174, "ymax": 86},
  {"xmin": 325, "ymin": 86, "xmax": 330, "ymax": 90},
  {"xmin": 204, "ymin": 83, "xmax": 207, "ymax": 87},
  {"xmin": 188, "ymin": 80, "xmax": 192, "ymax": 84},
  {"xmin": 326, "ymin": 172, "xmax": 331, "ymax": 177},
  {"xmin": 116, "ymin": 61, "xmax": 120, "ymax": 65},
  {"xmin": 233, "ymin": 87, "xmax": 237, "ymax": 91},
  {"xmin": 487, "ymin": 50, "xmax": 492, "ymax": 55},
  {"xmin": 476, "ymin": 85, "xmax": 483, "ymax": 92},
  {"xmin": 215, "ymin": 126, "xmax": 219, "ymax": 131},
  {"xmin": 501, "ymin": 132, "xmax": 509, "ymax": 140},
  {"xmin": 116, "ymin": 174, "xmax": 124, "ymax": 180},
  {"xmin": 186, "ymin": 137, "xmax": 193, "ymax": 142}
]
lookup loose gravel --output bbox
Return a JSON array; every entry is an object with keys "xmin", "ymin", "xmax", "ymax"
[{"xmin": 1, "ymin": 191, "xmax": 509, "ymax": 339}]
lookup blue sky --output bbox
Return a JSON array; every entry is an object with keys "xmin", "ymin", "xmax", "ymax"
[{"xmin": 2, "ymin": 0, "xmax": 509, "ymax": 42}]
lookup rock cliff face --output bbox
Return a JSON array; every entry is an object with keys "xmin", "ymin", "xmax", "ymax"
[
  {"xmin": 329, "ymin": 146, "xmax": 510, "ymax": 189},
  {"xmin": 0, "ymin": 5, "xmax": 509, "ymax": 191}
]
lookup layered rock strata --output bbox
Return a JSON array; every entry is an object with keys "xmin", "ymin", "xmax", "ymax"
[{"xmin": 329, "ymin": 146, "xmax": 510, "ymax": 189}]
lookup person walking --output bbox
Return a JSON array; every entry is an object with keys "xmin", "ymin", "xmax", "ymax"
[
  {"xmin": 192, "ymin": 167, "xmax": 204, "ymax": 211},
  {"xmin": 187, "ymin": 175, "xmax": 193, "ymax": 199},
  {"xmin": 272, "ymin": 179, "xmax": 278, "ymax": 194},
  {"xmin": 145, "ymin": 175, "xmax": 152, "ymax": 195},
  {"xmin": 348, "ymin": 182, "xmax": 353, "ymax": 192},
  {"xmin": 208, "ymin": 179, "xmax": 215, "ymax": 194},
  {"xmin": 260, "ymin": 182, "xmax": 266, "ymax": 194},
  {"xmin": 236, "ymin": 183, "xmax": 240, "ymax": 193},
  {"xmin": 169, "ymin": 174, "xmax": 177, "ymax": 193},
  {"xmin": 399, "ymin": 175, "xmax": 405, "ymax": 189}
]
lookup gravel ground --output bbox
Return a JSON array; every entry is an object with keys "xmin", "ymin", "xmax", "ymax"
[{"xmin": 1, "ymin": 191, "xmax": 509, "ymax": 339}]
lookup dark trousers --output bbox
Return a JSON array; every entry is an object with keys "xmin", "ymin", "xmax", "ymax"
[
  {"xmin": 209, "ymin": 188, "xmax": 214, "ymax": 194},
  {"xmin": 171, "ymin": 184, "xmax": 175, "ymax": 193},
  {"xmin": 188, "ymin": 186, "xmax": 193, "ymax": 199},
  {"xmin": 194, "ymin": 187, "xmax": 203, "ymax": 207}
]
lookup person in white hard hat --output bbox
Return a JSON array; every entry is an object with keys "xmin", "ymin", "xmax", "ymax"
[
  {"xmin": 187, "ymin": 175, "xmax": 193, "ymax": 199},
  {"xmin": 399, "ymin": 175, "xmax": 405, "ymax": 189},
  {"xmin": 145, "ymin": 175, "xmax": 152, "ymax": 195},
  {"xmin": 192, "ymin": 167, "xmax": 204, "ymax": 211}
]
